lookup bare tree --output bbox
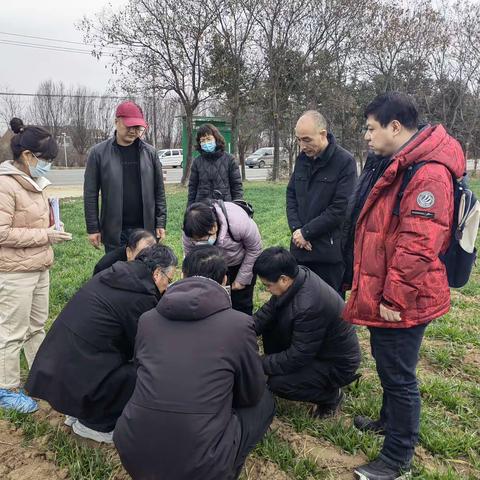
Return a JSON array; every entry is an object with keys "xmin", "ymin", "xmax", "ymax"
[
  {"xmin": 30, "ymin": 80, "xmax": 67, "ymax": 137},
  {"xmin": 0, "ymin": 87, "xmax": 28, "ymax": 131},
  {"xmin": 80, "ymin": 0, "xmax": 215, "ymax": 185}
]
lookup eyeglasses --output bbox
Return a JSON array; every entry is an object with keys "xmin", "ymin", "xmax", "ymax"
[
  {"xmin": 31, "ymin": 152, "xmax": 52, "ymax": 162},
  {"xmin": 126, "ymin": 126, "xmax": 146, "ymax": 134},
  {"xmin": 161, "ymin": 270, "xmax": 175, "ymax": 284}
]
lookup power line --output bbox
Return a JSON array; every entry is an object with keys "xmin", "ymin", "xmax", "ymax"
[
  {"xmin": 0, "ymin": 39, "xmax": 115, "ymax": 56},
  {"xmin": 0, "ymin": 30, "xmax": 137, "ymax": 52},
  {"xmin": 0, "ymin": 30, "xmax": 96, "ymax": 47},
  {"xmin": 0, "ymin": 92, "xmax": 127, "ymax": 99}
]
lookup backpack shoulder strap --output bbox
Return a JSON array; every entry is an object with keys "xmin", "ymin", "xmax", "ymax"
[
  {"xmin": 217, "ymin": 199, "xmax": 239, "ymax": 242},
  {"xmin": 393, "ymin": 161, "xmax": 428, "ymax": 216}
]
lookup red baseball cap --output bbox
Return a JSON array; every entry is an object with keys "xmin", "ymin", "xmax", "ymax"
[{"xmin": 115, "ymin": 101, "xmax": 148, "ymax": 128}]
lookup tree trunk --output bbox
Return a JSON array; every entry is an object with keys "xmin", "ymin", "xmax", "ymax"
[
  {"xmin": 272, "ymin": 88, "xmax": 280, "ymax": 182},
  {"xmin": 181, "ymin": 109, "xmax": 194, "ymax": 186},
  {"xmin": 231, "ymin": 105, "xmax": 245, "ymax": 180}
]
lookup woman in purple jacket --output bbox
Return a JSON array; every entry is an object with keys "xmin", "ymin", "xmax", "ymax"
[{"xmin": 182, "ymin": 201, "xmax": 262, "ymax": 315}]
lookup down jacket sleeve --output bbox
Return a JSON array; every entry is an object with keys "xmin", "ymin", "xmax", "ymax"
[
  {"xmin": 83, "ymin": 147, "xmax": 101, "ymax": 234},
  {"xmin": 301, "ymin": 158, "xmax": 357, "ymax": 240},
  {"xmin": 382, "ymin": 164, "xmax": 453, "ymax": 312},
  {"xmin": 232, "ymin": 318, "xmax": 265, "ymax": 408},
  {"xmin": 230, "ymin": 212, "xmax": 262, "ymax": 285},
  {"xmin": 228, "ymin": 157, "xmax": 244, "ymax": 201},
  {"xmin": 0, "ymin": 185, "xmax": 49, "ymax": 247},
  {"xmin": 262, "ymin": 309, "xmax": 329, "ymax": 376},
  {"xmin": 254, "ymin": 297, "xmax": 276, "ymax": 335}
]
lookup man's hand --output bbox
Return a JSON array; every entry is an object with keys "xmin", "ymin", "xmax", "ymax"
[
  {"xmin": 292, "ymin": 229, "xmax": 312, "ymax": 251},
  {"xmin": 232, "ymin": 281, "xmax": 246, "ymax": 291},
  {"xmin": 88, "ymin": 233, "xmax": 102, "ymax": 249},
  {"xmin": 156, "ymin": 228, "xmax": 166, "ymax": 241},
  {"xmin": 380, "ymin": 303, "xmax": 402, "ymax": 322}
]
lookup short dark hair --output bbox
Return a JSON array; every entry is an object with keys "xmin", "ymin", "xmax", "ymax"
[
  {"xmin": 195, "ymin": 123, "xmax": 226, "ymax": 153},
  {"xmin": 364, "ymin": 92, "xmax": 418, "ymax": 130},
  {"xmin": 9, "ymin": 118, "xmax": 59, "ymax": 161},
  {"xmin": 253, "ymin": 247, "xmax": 299, "ymax": 282},
  {"xmin": 182, "ymin": 246, "xmax": 227, "ymax": 284},
  {"xmin": 126, "ymin": 229, "xmax": 156, "ymax": 250},
  {"xmin": 136, "ymin": 244, "xmax": 178, "ymax": 273},
  {"xmin": 183, "ymin": 202, "xmax": 217, "ymax": 239}
]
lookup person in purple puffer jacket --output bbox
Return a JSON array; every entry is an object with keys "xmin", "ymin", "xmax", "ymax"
[{"xmin": 183, "ymin": 201, "xmax": 262, "ymax": 315}]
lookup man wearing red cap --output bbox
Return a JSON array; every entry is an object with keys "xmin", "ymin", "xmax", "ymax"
[{"xmin": 84, "ymin": 101, "xmax": 167, "ymax": 252}]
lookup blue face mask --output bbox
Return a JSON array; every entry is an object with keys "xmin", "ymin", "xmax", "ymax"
[
  {"xmin": 29, "ymin": 156, "xmax": 52, "ymax": 178},
  {"xmin": 193, "ymin": 234, "xmax": 217, "ymax": 246},
  {"xmin": 201, "ymin": 140, "xmax": 216, "ymax": 153}
]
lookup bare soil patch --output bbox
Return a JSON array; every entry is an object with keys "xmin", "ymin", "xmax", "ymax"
[
  {"xmin": 272, "ymin": 418, "xmax": 367, "ymax": 479},
  {"xmin": 0, "ymin": 419, "xmax": 68, "ymax": 480}
]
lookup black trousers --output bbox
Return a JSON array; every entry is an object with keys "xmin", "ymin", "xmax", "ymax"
[
  {"xmin": 369, "ymin": 323, "xmax": 429, "ymax": 469},
  {"xmin": 233, "ymin": 388, "xmax": 276, "ymax": 479},
  {"xmin": 227, "ymin": 264, "xmax": 256, "ymax": 316},
  {"xmin": 299, "ymin": 261, "xmax": 344, "ymax": 293},
  {"xmin": 267, "ymin": 358, "xmax": 359, "ymax": 406}
]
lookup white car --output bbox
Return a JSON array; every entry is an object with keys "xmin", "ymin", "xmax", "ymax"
[{"xmin": 158, "ymin": 148, "xmax": 183, "ymax": 168}]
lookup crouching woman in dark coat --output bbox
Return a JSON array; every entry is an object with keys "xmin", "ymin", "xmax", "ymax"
[
  {"xmin": 25, "ymin": 244, "xmax": 178, "ymax": 443},
  {"xmin": 114, "ymin": 246, "xmax": 275, "ymax": 480},
  {"xmin": 253, "ymin": 247, "xmax": 361, "ymax": 418}
]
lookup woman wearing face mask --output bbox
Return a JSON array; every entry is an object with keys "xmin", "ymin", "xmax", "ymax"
[
  {"xmin": 182, "ymin": 201, "xmax": 262, "ymax": 315},
  {"xmin": 0, "ymin": 118, "xmax": 72, "ymax": 414},
  {"xmin": 187, "ymin": 124, "xmax": 244, "ymax": 206}
]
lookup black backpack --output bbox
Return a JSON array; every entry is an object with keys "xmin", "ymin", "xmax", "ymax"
[
  {"xmin": 394, "ymin": 161, "xmax": 479, "ymax": 288},
  {"xmin": 212, "ymin": 190, "xmax": 254, "ymax": 242}
]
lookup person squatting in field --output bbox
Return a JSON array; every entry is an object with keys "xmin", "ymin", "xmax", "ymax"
[{"xmin": 25, "ymin": 245, "xmax": 178, "ymax": 443}]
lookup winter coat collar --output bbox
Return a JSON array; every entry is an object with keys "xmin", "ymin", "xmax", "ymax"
[
  {"xmin": 300, "ymin": 132, "xmax": 337, "ymax": 168},
  {"xmin": 200, "ymin": 150, "xmax": 224, "ymax": 161},
  {"xmin": 0, "ymin": 160, "xmax": 50, "ymax": 192},
  {"xmin": 157, "ymin": 276, "xmax": 232, "ymax": 321},
  {"xmin": 357, "ymin": 124, "xmax": 465, "ymax": 228},
  {"xmin": 99, "ymin": 260, "xmax": 160, "ymax": 298}
]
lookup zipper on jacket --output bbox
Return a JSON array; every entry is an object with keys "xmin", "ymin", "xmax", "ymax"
[{"xmin": 330, "ymin": 236, "xmax": 334, "ymax": 245}]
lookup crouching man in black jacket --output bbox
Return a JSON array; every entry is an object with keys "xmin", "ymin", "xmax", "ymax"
[
  {"xmin": 253, "ymin": 247, "xmax": 361, "ymax": 417},
  {"xmin": 114, "ymin": 246, "xmax": 275, "ymax": 480}
]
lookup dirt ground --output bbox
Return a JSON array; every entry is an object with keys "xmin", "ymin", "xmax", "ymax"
[{"xmin": 0, "ymin": 419, "xmax": 68, "ymax": 480}]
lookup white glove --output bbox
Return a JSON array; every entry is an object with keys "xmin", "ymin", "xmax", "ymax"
[{"xmin": 47, "ymin": 225, "xmax": 72, "ymax": 244}]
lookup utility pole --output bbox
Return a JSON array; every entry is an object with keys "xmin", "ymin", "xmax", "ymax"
[{"xmin": 62, "ymin": 132, "xmax": 68, "ymax": 168}]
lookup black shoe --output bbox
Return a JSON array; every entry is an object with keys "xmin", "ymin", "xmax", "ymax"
[
  {"xmin": 354, "ymin": 415, "xmax": 386, "ymax": 435},
  {"xmin": 313, "ymin": 389, "xmax": 344, "ymax": 419},
  {"xmin": 354, "ymin": 458, "xmax": 411, "ymax": 480}
]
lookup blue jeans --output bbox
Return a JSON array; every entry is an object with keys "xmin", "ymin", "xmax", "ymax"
[{"xmin": 369, "ymin": 323, "xmax": 429, "ymax": 469}]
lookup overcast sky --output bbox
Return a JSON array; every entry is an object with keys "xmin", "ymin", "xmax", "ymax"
[{"xmin": 0, "ymin": 0, "xmax": 126, "ymax": 94}]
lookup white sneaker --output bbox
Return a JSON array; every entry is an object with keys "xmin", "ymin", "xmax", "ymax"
[
  {"xmin": 72, "ymin": 421, "xmax": 113, "ymax": 443},
  {"xmin": 64, "ymin": 415, "xmax": 77, "ymax": 427}
]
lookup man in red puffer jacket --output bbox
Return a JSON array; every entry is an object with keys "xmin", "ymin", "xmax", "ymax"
[{"xmin": 344, "ymin": 92, "xmax": 465, "ymax": 480}]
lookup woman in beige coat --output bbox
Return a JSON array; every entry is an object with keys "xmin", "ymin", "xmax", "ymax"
[{"xmin": 0, "ymin": 118, "xmax": 71, "ymax": 413}]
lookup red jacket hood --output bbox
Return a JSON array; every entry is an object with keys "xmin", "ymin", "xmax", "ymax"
[{"xmin": 395, "ymin": 124, "xmax": 465, "ymax": 178}]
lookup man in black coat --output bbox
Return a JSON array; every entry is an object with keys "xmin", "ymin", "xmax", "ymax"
[
  {"xmin": 25, "ymin": 245, "xmax": 178, "ymax": 443},
  {"xmin": 84, "ymin": 101, "xmax": 167, "ymax": 252},
  {"xmin": 253, "ymin": 247, "xmax": 361, "ymax": 417},
  {"xmin": 114, "ymin": 246, "xmax": 274, "ymax": 480},
  {"xmin": 287, "ymin": 110, "xmax": 357, "ymax": 291}
]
